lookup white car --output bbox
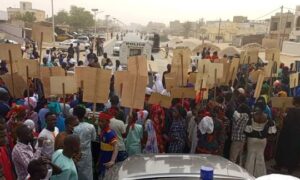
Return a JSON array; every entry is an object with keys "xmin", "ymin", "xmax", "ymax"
[
  {"xmin": 113, "ymin": 41, "xmax": 123, "ymax": 56},
  {"xmin": 77, "ymin": 36, "xmax": 90, "ymax": 44},
  {"xmin": 57, "ymin": 39, "xmax": 90, "ymax": 52}
]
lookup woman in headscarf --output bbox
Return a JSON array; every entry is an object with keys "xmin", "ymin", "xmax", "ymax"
[
  {"xmin": 24, "ymin": 97, "xmax": 39, "ymax": 131},
  {"xmin": 196, "ymin": 112, "xmax": 225, "ymax": 155},
  {"xmin": 140, "ymin": 110, "xmax": 159, "ymax": 154},
  {"xmin": 167, "ymin": 105, "xmax": 187, "ymax": 153},
  {"xmin": 125, "ymin": 111, "xmax": 143, "ymax": 156},
  {"xmin": 244, "ymin": 103, "xmax": 276, "ymax": 177},
  {"xmin": 152, "ymin": 73, "xmax": 165, "ymax": 94},
  {"xmin": 150, "ymin": 104, "xmax": 166, "ymax": 153}
]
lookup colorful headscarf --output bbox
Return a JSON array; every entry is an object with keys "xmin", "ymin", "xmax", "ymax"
[
  {"xmin": 6, "ymin": 105, "xmax": 26, "ymax": 121},
  {"xmin": 99, "ymin": 112, "xmax": 113, "ymax": 121}
]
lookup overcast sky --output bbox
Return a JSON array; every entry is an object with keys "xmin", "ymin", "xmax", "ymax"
[{"xmin": 1, "ymin": 0, "xmax": 299, "ymax": 25}]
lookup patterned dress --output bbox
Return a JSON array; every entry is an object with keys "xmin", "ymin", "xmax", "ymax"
[
  {"xmin": 168, "ymin": 119, "xmax": 187, "ymax": 153},
  {"xmin": 150, "ymin": 104, "xmax": 166, "ymax": 153}
]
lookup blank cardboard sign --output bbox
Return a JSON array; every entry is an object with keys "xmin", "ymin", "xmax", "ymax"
[
  {"xmin": 171, "ymin": 87, "xmax": 196, "ymax": 99},
  {"xmin": 17, "ymin": 59, "xmax": 39, "ymax": 78},
  {"xmin": 83, "ymin": 69, "xmax": 112, "ymax": 104},
  {"xmin": 249, "ymin": 70, "xmax": 262, "ymax": 83},
  {"xmin": 188, "ymin": 73, "xmax": 197, "ymax": 84},
  {"xmin": 290, "ymin": 73, "xmax": 299, "ymax": 88},
  {"xmin": 32, "ymin": 24, "xmax": 53, "ymax": 43},
  {"xmin": 171, "ymin": 47, "xmax": 191, "ymax": 86},
  {"xmin": 121, "ymin": 56, "xmax": 148, "ymax": 109},
  {"xmin": 164, "ymin": 73, "xmax": 176, "ymax": 91},
  {"xmin": 271, "ymin": 97, "xmax": 294, "ymax": 108},
  {"xmin": 254, "ymin": 71, "xmax": 265, "ymax": 99},
  {"xmin": 148, "ymin": 92, "xmax": 172, "ymax": 108},
  {"xmin": 195, "ymin": 74, "xmax": 208, "ymax": 91},
  {"xmin": 265, "ymin": 48, "xmax": 280, "ymax": 62},
  {"xmin": 241, "ymin": 49, "xmax": 259, "ymax": 64},
  {"xmin": 114, "ymin": 71, "xmax": 129, "ymax": 97},
  {"xmin": 50, "ymin": 76, "xmax": 77, "ymax": 95},
  {"xmin": 40, "ymin": 67, "xmax": 66, "ymax": 78},
  {"xmin": 41, "ymin": 77, "xmax": 51, "ymax": 98},
  {"xmin": 0, "ymin": 73, "xmax": 26, "ymax": 98},
  {"xmin": 0, "ymin": 44, "xmax": 22, "ymax": 63},
  {"xmin": 226, "ymin": 58, "xmax": 239, "ymax": 85},
  {"xmin": 263, "ymin": 61, "xmax": 274, "ymax": 78},
  {"xmin": 74, "ymin": 67, "xmax": 88, "ymax": 89}
]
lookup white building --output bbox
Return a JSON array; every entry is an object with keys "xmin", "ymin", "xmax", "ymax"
[{"xmin": 7, "ymin": 1, "xmax": 45, "ymax": 22}]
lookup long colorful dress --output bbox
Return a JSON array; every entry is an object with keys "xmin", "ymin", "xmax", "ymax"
[
  {"xmin": 150, "ymin": 104, "xmax": 166, "ymax": 153},
  {"xmin": 143, "ymin": 119, "xmax": 158, "ymax": 153},
  {"xmin": 167, "ymin": 118, "xmax": 187, "ymax": 153}
]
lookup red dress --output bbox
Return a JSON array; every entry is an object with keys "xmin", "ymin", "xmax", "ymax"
[
  {"xmin": 0, "ymin": 146, "xmax": 14, "ymax": 180},
  {"xmin": 150, "ymin": 104, "xmax": 166, "ymax": 153}
]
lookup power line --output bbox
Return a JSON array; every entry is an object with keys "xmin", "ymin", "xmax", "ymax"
[{"xmin": 254, "ymin": 7, "xmax": 281, "ymax": 20}]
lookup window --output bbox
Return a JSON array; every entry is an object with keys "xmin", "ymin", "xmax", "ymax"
[
  {"xmin": 286, "ymin": 22, "xmax": 292, "ymax": 28},
  {"xmin": 129, "ymin": 49, "xmax": 142, "ymax": 56},
  {"xmin": 271, "ymin": 22, "xmax": 278, "ymax": 31}
]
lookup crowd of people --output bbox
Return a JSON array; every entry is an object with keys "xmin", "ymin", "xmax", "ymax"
[{"xmin": 0, "ymin": 44, "xmax": 300, "ymax": 180}]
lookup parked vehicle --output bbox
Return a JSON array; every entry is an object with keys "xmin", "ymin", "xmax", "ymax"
[
  {"xmin": 108, "ymin": 154, "xmax": 255, "ymax": 180},
  {"xmin": 77, "ymin": 36, "xmax": 90, "ymax": 44},
  {"xmin": 57, "ymin": 39, "xmax": 90, "ymax": 52},
  {"xmin": 55, "ymin": 34, "xmax": 73, "ymax": 42},
  {"xmin": 113, "ymin": 41, "xmax": 123, "ymax": 56}
]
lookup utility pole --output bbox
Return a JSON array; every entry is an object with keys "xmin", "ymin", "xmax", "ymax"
[
  {"xmin": 277, "ymin": 5, "xmax": 284, "ymax": 49},
  {"xmin": 217, "ymin": 18, "xmax": 221, "ymax": 43},
  {"xmin": 51, "ymin": 0, "xmax": 55, "ymax": 45}
]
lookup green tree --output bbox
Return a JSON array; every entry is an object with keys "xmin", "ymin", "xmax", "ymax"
[
  {"xmin": 54, "ymin": 10, "xmax": 69, "ymax": 24},
  {"xmin": 68, "ymin": 6, "xmax": 94, "ymax": 30},
  {"xmin": 22, "ymin": 12, "xmax": 36, "ymax": 23},
  {"xmin": 13, "ymin": 11, "xmax": 36, "ymax": 23}
]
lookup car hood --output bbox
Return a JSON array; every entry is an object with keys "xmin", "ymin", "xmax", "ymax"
[{"xmin": 118, "ymin": 154, "xmax": 254, "ymax": 180}]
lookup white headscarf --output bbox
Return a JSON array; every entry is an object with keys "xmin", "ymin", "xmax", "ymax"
[
  {"xmin": 24, "ymin": 119, "xmax": 36, "ymax": 132},
  {"xmin": 152, "ymin": 73, "xmax": 165, "ymax": 94},
  {"xmin": 198, "ymin": 116, "xmax": 214, "ymax": 135},
  {"xmin": 24, "ymin": 97, "xmax": 37, "ymax": 109},
  {"xmin": 136, "ymin": 110, "xmax": 149, "ymax": 125}
]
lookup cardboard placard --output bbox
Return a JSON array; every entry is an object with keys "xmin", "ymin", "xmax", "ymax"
[
  {"xmin": 0, "ymin": 44, "xmax": 22, "ymax": 63},
  {"xmin": 17, "ymin": 59, "xmax": 39, "ymax": 78},
  {"xmin": 32, "ymin": 24, "xmax": 53, "ymax": 43},
  {"xmin": 7, "ymin": 63, "xmax": 18, "ymax": 74},
  {"xmin": 0, "ymin": 73, "xmax": 26, "ymax": 98},
  {"xmin": 148, "ymin": 92, "xmax": 172, "ymax": 108},
  {"xmin": 41, "ymin": 77, "xmax": 51, "ymax": 98},
  {"xmin": 40, "ymin": 67, "xmax": 66, "ymax": 78},
  {"xmin": 263, "ymin": 61, "xmax": 274, "ymax": 78},
  {"xmin": 171, "ymin": 47, "xmax": 191, "ymax": 86},
  {"xmin": 290, "ymin": 73, "xmax": 299, "ymax": 88},
  {"xmin": 225, "ymin": 58, "xmax": 239, "ymax": 85},
  {"xmin": 50, "ymin": 76, "xmax": 77, "ymax": 95},
  {"xmin": 271, "ymin": 97, "xmax": 294, "ymax": 108},
  {"xmin": 114, "ymin": 71, "xmax": 128, "ymax": 97},
  {"xmin": 220, "ymin": 62, "xmax": 230, "ymax": 84},
  {"xmin": 164, "ymin": 73, "xmax": 177, "ymax": 91},
  {"xmin": 197, "ymin": 59, "xmax": 211, "ymax": 75},
  {"xmin": 209, "ymin": 63, "xmax": 224, "ymax": 79},
  {"xmin": 240, "ymin": 49, "xmax": 259, "ymax": 64},
  {"xmin": 195, "ymin": 74, "xmax": 208, "ymax": 91},
  {"xmin": 83, "ymin": 68, "xmax": 112, "ymax": 104},
  {"xmin": 249, "ymin": 70, "xmax": 262, "ymax": 83},
  {"xmin": 74, "ymin": 67, "xmax": 86, "ymax": 89},
  {"xmin": 188, "ymin": 73, "xmax": 197, "ymax": 84},
  {"xmin": 121, "ymin": 56, "xmax": 148, "ymax": 109},
  {"xmin": 265, "ymin": 48, "xmax": 280, "ymax": 62},
  {"xmin": 254, "ymin": 71, "xmax": 265, "ymax": 99},
  {"xmin": 171, "ymin": 87, "xmax": 196, "ymax": 99}
]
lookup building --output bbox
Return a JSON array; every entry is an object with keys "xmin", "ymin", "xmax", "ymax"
[
  {"xmin": 7, "ymin": 1, "xmax": 45, "ymax": 22},
  {"xmin": 146, "ymin": 21, "xmax": 166, "ymax": 33},
  {"xmin": 289, "ymin": 6, "xmax": 300, "ymax": 42},
  {"xmin": 169, "ymin": 20, "xmax": 183, "ymax": 35},
  {"xmin": 233, "ymin": 16, "xmax": 248, "ymax": 23},
  {"xmin": 232, "ymin": 34, "xmax": 265, "ymax": 47},
  {"xmin": 269, "ymin": 12, "xmax": 294, "ymax": 40},
  {"xmin": 282, "ymin": 5, "xmax": 300, "ymax": 56}
]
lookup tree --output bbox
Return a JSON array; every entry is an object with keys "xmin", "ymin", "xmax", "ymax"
[
  {"xmin": 54, "ymin": 10, "xmax": 69, "ymax": 25},
  {"xmin": 68, "ymin": 6, "xmax": 94, "ymax": 30},
  {"xmin": 182, "ymin": 21, "xmax": 192, "ymax": 39},
  {"xmin": 13, "ymin": 11, "xmax": 36, "ymax": 23}
]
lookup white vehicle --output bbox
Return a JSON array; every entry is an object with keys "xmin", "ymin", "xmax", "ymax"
[
  {"xmin": 118, "ymin": 40, "xmax": 152, "ymax": 65},
  {"xmin": 77, "ymin": 36, "xmax": 90, "ymax": 44},
  {"xmin": 57, "ymin": 39, "xmax": 90, "ymax": 52},
  {"xmin": 113, "ymin": 41, "xmax": 123, "ymax": 56}
]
